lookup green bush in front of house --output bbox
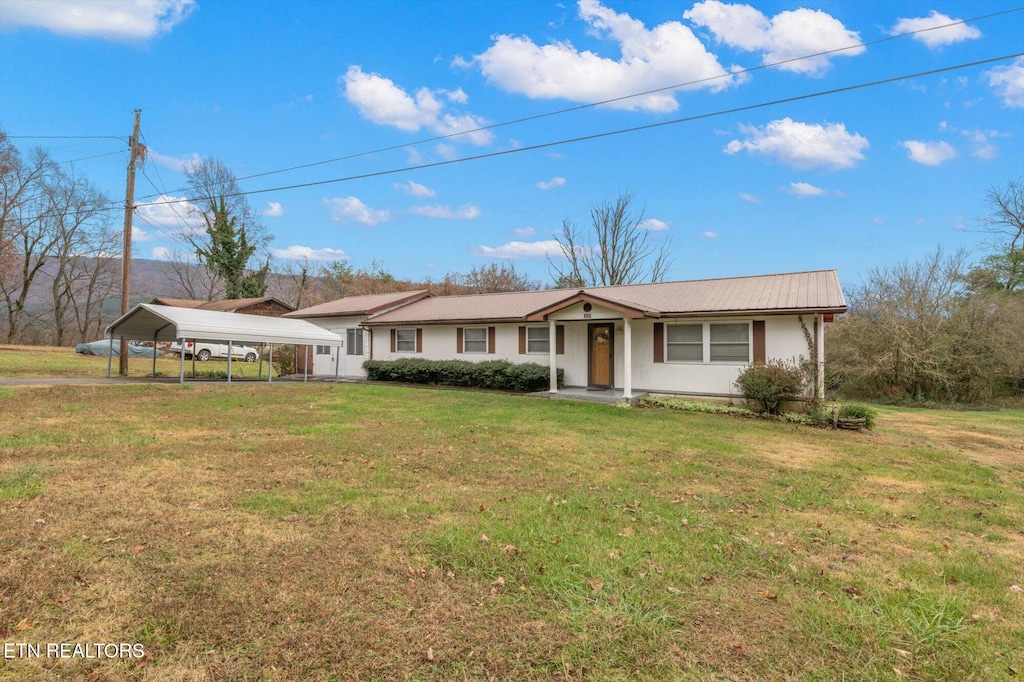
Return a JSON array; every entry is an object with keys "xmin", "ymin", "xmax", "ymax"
[
  {"xmin": 363, "ymin": 358, "xmax": 564, "ymax": 392},
  {"xmin": 734, "ymin": 359, "xmax": 804, "ymax": 415}
]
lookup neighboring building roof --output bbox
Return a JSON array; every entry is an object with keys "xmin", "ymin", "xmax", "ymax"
[
  {"xmin": 150, "ymin": 296, "xmax": 295, "ymax": 314},
  {"xmin": 361, "ymin": 270, "xmax": 846, "ymax": 325},
  {"xmin": 284, "ymin": 290, "xmax": 430, "ymax": 319},
  {"xmin": 108, "ymin": 303, "xmax": 342, "ymax": 346}
]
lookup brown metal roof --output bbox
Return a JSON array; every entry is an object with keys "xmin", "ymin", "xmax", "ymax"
[
  {"xmin": 364, "ymin": 289, "xmax": 574, "ymax": 324},
  {"xmin": 150, "ymin": 296, "xmax": 294, "ymax": 313},
  {"xmin": 587, "ymin": 270, "xmax": 847, "ymax": 316},
  {"xmin": 361, "ymin": 270, "xmax": 846, "ymax": 325},
  {"xmin": 285, "ymin": 290, "xmax": 430, "ymax": 318}
]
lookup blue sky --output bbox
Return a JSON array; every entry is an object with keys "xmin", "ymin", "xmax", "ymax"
[{"xmin": 2, "ymin": 0, "xmax": 1022, "ymax": 292}]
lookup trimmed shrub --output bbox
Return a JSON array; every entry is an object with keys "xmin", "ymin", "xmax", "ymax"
[
  {"xmin": 363, "ymin": 358, "xmax": 563, "ymax": 392},
  {"xmin": 734, "ymin": 360, "xmax": 804, "ymax": 415}
]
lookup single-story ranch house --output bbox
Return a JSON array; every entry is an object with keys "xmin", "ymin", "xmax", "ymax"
[{"xmin": 285, "ymin": 270, "xmax": 847, "ymax": 400}]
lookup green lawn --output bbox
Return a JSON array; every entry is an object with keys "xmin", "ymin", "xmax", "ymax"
[{"xmin": 0, "ymin": 357, "xmax": 1022, "ymax": 679}]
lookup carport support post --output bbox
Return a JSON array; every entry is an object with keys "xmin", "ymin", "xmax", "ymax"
[
  {"xmin": 152, "ymin": 331, "xmax": 158, "ymax": 377},
  {"xmin": 106, "ymin": 336, "xmax": 114, "ymax": 377},
  {"xmin": 334, "ymin": 345, "xmax": 340, "ymax": 383},
  {"xmin": 258, "ymin": 345, "xmax": 264, "ymax": 380},
  {"xmin": 268, "ymin": 344, "xmax": 273, "ymax": 383},
  {"xmin": 179, "ymin": 338, "xmax": 186, "ymax": 384},
  {"xmin": 227, "ymin": 341, "xmax": 232, "ymax": 383},
  {"xmin": 303, "ymin": 345, "xmax": 308, "ymax": 382},
  {"xmin": 548, "ymin": 319, "xmax": 558, "ymax": 393}
]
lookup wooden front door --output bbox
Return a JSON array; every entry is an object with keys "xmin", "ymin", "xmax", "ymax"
[{"xmin": 588, "ymin": 323, "xmax": 614, "ymax": 388}]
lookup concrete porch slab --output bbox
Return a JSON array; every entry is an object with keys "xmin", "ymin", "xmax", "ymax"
[{"xmin": 529, "ymin": 386, "xmax": 647, "ymax": 405}]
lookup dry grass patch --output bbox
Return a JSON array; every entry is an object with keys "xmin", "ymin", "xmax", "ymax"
[{"xmin": 1, "ymin": 381, "xmax": 1023, "ymax": 680}]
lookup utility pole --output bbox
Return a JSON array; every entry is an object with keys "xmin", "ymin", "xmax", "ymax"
[{"xmin": 119, "ymin": 109, "xmax": 141, "ymax": 376}]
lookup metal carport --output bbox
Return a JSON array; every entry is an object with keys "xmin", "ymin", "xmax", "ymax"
[{"xmin": 105, "ymin": 303, "xmax": 345, "ymax": 383}]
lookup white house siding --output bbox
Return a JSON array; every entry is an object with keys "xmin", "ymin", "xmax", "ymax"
[
  {"xmin": 631, "ymin": 315, "xmax": 812, "ymax": 396},
  {"xmin": 367, "ymin": 314, "xmax": 813, "ymax": 396},
  {"xmin": 370, "ymin": 324, "xmax": 569, "ymax": 372},
  {"xmin": 301, "ymin": 314, "xmax": 369, "ymax": 377}
]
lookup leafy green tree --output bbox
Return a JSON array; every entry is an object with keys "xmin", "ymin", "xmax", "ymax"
[
  {"xmin": 194, "ymin": 196, "xmax": 268, "ymax": 298},
  {"xmin": 184, "ymin": 158, "xmax": 269, "ymax": 299}
]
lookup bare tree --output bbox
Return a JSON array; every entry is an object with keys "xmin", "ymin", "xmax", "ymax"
[
  {"xmin": 160, "ymin": 248, "xmax": 225, "ymax": 300},
  {"xmin": 549, "ymin": 192, "xmax": 673, "ymax": 287},
  {"xmin": 0, "ymin": 134, "xmax": 61, "ymax": 342},
  {"xmin": 272, "ymin": 256, "xmax": 323, "ymax": 309},
  {"xmin": 968, "ymin": 176, "xmax": 1024, "ymax": 292},
  {"xmin": 44, "ymin": 166, "xmax": 112, "ymax": 345},
  {"xmin": 434, "ymin": 262, "xmax": 542, "ymax": 295}
]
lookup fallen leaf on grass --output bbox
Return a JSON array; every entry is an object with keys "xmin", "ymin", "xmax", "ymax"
[
  {"xmin": 617, "ymin": 527, "xmax": 635, "ymax": 537},
  {"xmin": 14, "ymin": 619, "xmax": 36, "ymax": 631},
  {"xmin": 502, "ymin": 544, "xmax": 518, "ymax": 554},
  {"xmin": 56, "ymin": 594, "xmax": 71, "ymax": 604},
  {"xmin": 0, "ymin": 625, "xmax": 8, "ymax": 638},
  {"xmin": 133, "ymin": 545, "xmax": 145, "ymax": 553},
  {"xmin": 479, "ymin": 534, "xmax": 490, "ymax": 544},
  {"xmin": 88, "ymin": 671, "xmax": 101, "ymax": 682},
  {"xmin": 587, "ymin": 578, "xmax": 604, "ymax": 593},
  {"xmin": 426, "ymin": 647, "xmax": 434, "ymax": 662},
  {"xmin": 1009, "ymin": 584, "xmax": 1023, "ymax": 593}
]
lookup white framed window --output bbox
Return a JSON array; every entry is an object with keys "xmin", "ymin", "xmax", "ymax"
[
  {"xmin": 463, "ymin": 327, "xmax": 487, "ymax": 353},
  {"xmin": 395, "ymin": 328, "xmax": 416, "ymax": 353},
  {"xmin": 665, "ymin": 322, "xmax": 751, "ymax": 364},
  {"xmin": 526, "ymin": 326, "xmax": 549, "ymax": 353},
  {"xmin": 315, "ymin": 345, "xmax": 331, "ymax": 355},
  {"xmin": 346, "ymin": 329, "xmax": 363, "ymax": 356},
  {"xmin": 666, "ymin": 324, "xmax": 702, "ymax": 362},
  {"xmin": 709, "ymin": 323, "xmax": 750, "ymax": 362}
]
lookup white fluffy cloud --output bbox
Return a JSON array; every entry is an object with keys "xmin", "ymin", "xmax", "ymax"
[
  {"xmin": 0, "ymin": 0, "xmax": 195, "ymax": 40},
  {"xmin": 890, "ymin": 11, "xmax": 981, "ymax": 49},
  {"xmin": 263, "ymin": 202, "xmax": 284, "ymax": 217},
  {"xmin": 513, "ymin": 227, "xmax": 536, "ymax": 237},
  {"xmin": 702, "ymin": 231, "xmax": 718, "ymax": 240},
  {"xmin": 639, "ymin": 218, "xmax": 668, "ymax": 231},
  {"xmin": 725, "ymin": 118, "xmax": 869, "ymax": 169},
  {"xmin": 135, "ymin": 195, "xmax": 203, "ymax": 235},
  {"xmin": 475, "ymin": 0, "xmax": 734, "ymax": 113},
  {"xmin": 473, "ymin": 239, "xmax": 565, "ymax": 258},
  {"xmin": 342, "ymin": 66, "xmax": 493, "ymax": 146},
  {"xmin": 684, "ymin": 1, "xmax": 863, "ymax": 76},
  {"xmin": 323, "ymin": 196, "xmax": 391, "ymax": 226},
  {"xmin": 987, "ymin": 57, "xmax": 1024, "ymax": 108},
  {"xmin": 739, "ymin": 192, "xmax": 761, "ymax": 203},
  {"xmin": 149, "ymin": 149, "xmax": 202, "ymax": 173},
  {"xmin": 785, "ymin": 182, "xmax": 842, "ymax": 197},
  {"xmin": 394, "ymin": 180, "xmax": 436, "ymax": 198},
  {"xmin": 150, "ymin": 246, "xmax": 173, "ymax": 261},
  {"xmin": 271, "ymin": 245, "xmax": 349, "ymax": 261},
  {"xmin": 900, "ymin": 140, "xmax": 957, "ymax": 165},
  {"xmin": 409, "ymin": 204, "xmax": 481, "ymax": 220},
  {"xmin": 131, "ymin": 226, "xmax": 153, "ymax": 243},
  {"xmin": 537, "ymin": 177, "xmax": 567, "ymax": 190}
]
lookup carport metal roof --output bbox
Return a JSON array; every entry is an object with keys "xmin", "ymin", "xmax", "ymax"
[{"xmin": 106, "ymin": 303, "xmax": 343, "ymax": 346}]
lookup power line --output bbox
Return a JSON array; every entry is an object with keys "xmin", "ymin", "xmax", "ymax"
[
  {"xmin": 128, "ymin": 4, "xmax": 1024, "ymax": 200},
  {"xmin": 133, "ymin": 51, "xmax": 1024, "ymax": 211},
  {"xmin": 7, "ymin": 135, "xmax": 127, "ymax": 141}
]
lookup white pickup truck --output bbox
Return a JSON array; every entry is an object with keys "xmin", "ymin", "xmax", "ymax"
[{"xmin": 168, "ymin": 341, "xmax": 260, "ymax": 362}]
